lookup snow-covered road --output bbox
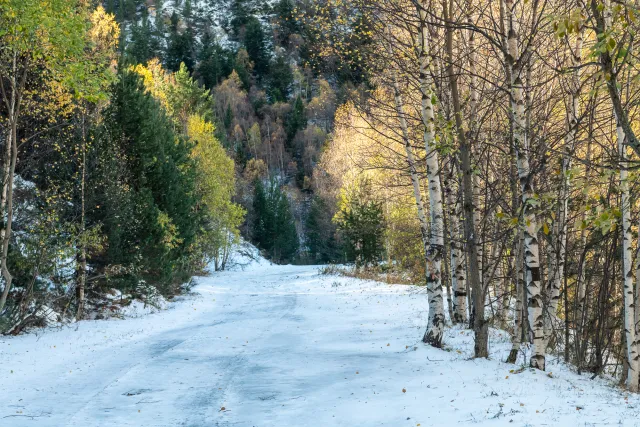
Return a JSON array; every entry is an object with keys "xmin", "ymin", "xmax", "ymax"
[{"xmin": 3, "ymin": 261, "xmax": 640, "ymax": 426}]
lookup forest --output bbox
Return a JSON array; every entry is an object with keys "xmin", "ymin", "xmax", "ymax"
[{"xmin": 5, "ymin": 0, "xmax": 640, "ymax": 403}]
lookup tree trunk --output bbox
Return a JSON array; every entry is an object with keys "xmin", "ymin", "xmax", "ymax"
[
  {"xmin": 619, "ymin": 122, "xmax": 638, "ymax": 391},
  {"xmin": 468, "ymin": 3, "xmax": 483, "ymax": 324},
  {"xmin": 545, "ymin": 31, "xmax": 583, "ymax": 350},
  {"xmin": 0, "ymin": 54, "xmax": 24, "ymax": 315},
  {"xmin": 76, "ymin": 111, "xmax": 88, "ymax": 320},
  {"xmin": 417, "ymin": 4, "xmax": 445, "ymax": 347},
  {"xmin": 507, "ymin": 231, "xmax": 525, "ymax": 363},
  {"xmin": 442, "ymin": 0, "xmax": 486, "ymax": 356},
  {"xmin": 505, "ymin": 0, "xmax": 545, "ymax": 370},
  {"xmin": 446, "ymin": 159, "xmax": 468, "ymax": 324},
  {"xmin": 388, "ymin": 50, "xmax": 442, "ymax": 333}
]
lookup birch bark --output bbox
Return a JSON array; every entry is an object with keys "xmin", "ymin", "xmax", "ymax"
[
  {"xmin": 619, "ymin": 122, "xmax": 638, "ymax": 391},
  {"xmin": 417, "ymin": 3, "xmax": 445, "ymax": 347},
  {"xmin": 445, "ymin": 159, "xmax": 467, "ymax": 324},
  {"xmin": 545, "ymin": 31, "xmax": 583, "ymax": 350},
  {"xmin": 505, "ymin": 0, "xmax": 545, "ymax": 370}
]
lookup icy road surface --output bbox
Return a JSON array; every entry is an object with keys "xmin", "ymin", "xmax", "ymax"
[{"xmin": 2, "ymin": 261, "xmax": 640, "ymax": 426}]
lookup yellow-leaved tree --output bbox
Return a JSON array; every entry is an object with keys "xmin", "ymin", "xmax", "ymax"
[{"xmin": 187, "ymin": 115, "xmax": 245, "ymax": 271}]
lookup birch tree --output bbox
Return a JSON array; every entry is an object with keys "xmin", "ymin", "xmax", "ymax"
[
  {"xmin": 417, "ymin": 1, "xmax": 446, "ymax": 347},
  {"xmin": 0, "ymin": 0, "xmax": 90, "ymax": 314},
  {"xmin": 503, "ymin": 0, "xmax": 545, "ymax": 370}
]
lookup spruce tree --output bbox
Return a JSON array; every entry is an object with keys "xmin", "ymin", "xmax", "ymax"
[
  {"xmin": 286, "ymin": 96, "xmax": 305, "ymax": 144},
  {"xmin": 166, "ymin": 11, "xmax": 196, "ymax": 72},
  {"xmin": 306, "ymin": 196, "xmax": 340, "ymax": 263},
  {"xmin": 230, "ymin": 0, "xmax": 250, "ymax": 37},
  {"xmin": 252, "ymin": 179, "xmax": 298, "ymax": 263},
  {"xmin": 95, "ymin": 69, "xmax": 201, "ymax": 291},
  {"xmin": 126, "ymin": 14, "xmax": 160, "ymax": 65},
  {"xmin": 197, "ymin": 32, "xmax": 233, "ymax": 89},
  {"xmin": 244, "ymin": 16, "xmax": 270, "ymax": 77},
  {"xmin": 268, "ymin": 54, "xmax": 293, "ymax": 102},
  {"xmin": 336, "ymin": 179, "xmax": 386, "ymax": 268}
]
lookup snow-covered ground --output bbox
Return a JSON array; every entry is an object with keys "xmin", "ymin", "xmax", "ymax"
[{"xmin": 2, "ymin": 259, "xmax": 640, "ymax": 426}]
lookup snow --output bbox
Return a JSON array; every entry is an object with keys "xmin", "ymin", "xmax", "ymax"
[{"xmin": 2, "ymin": 258, "xmax": 640, "ymax": 426}]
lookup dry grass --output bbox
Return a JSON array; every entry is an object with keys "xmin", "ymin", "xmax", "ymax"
[{"xmin": 319, "ymin": 264, "xmax": 419, "ymax": 286}]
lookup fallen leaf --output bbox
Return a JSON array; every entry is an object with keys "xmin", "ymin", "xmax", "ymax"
[
  {"xmin": 505, "ymin": 376, "xmax": 509, "ymax": 379},
  {"xmin": 220, "ymin": 406, "xmax": 226, "ymax": 411}
]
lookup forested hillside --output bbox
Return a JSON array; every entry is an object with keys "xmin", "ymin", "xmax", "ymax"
[{"xmin": 0, "ymin": 0, "xmax": 373, "ymax": 333}]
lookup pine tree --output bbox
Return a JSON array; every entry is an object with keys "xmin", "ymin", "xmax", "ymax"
[
  {"xmin": 335, "ymin": 178, "xmax": 386, "ymax": 268},
  {"xmin": 95, "ymin": 69, "xmax": 200, "ymax": 291},
  {"xmin": 244, "ymin": 16, "xmax": 270, "ymax": 77},
  {"xmin": 286, "ymin": 96, "xmax": 305, "ymax": 143},
  {"xmin": 268, "ymin": 54, "xmax": 293, "ymax": 102},
  {"xmin": 252, "ymin": 179, "xmax": 298, "ymax": 263},
  {"xmin": 197, "ymin": 32, "xmax": 233, "ymax": 89},
  {"xmin": 233, "ymin": 49, "xmax": 253, "ymax": 90},
  {"xmin": 306, "ymin": 196, "xmax": 340, "ymax": 263},
  {"xmin": 166, "ymin": 12, "xmax": 196, "ymax": 72}
]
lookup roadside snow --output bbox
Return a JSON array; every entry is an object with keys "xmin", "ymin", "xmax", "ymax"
[{"xmin": 1, "ymin": 260, "xmax": 640, "ymax": 426}]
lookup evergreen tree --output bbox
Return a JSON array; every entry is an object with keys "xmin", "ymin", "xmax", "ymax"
[
  {"xmin": 230, "ymin": 0, "xmax": 250, "ymax": 37},
  {"xmin": 306, "ymin": 196, "xmax": 340, "ymax": 263},
  {"xmin": 244, "ymin": 16, "xmax": 270, "ymax": 77},
  {"xmin": 166, "ymin": 12, "xmax": 196, "ymax": 71},
  {"xmin": 268, "ymin": 54, "xmax": 293, "ymax": 102},
  {"xmin": 335, "ymin": 178, "xmax": 386, "ymax": 268},
  {"xmin": 223, "ymin": 104, "xmax": 234, "ymax": 130},
  {"xmin": 233, "ymin": 48, "xmax": 253, "ymax": 90},
  {"xmin": 252, "ymin": 179, "xmax": 298, "ymax": 263},
  {"xmin": 286, "ymin": 96, "xmax": 305, "ymax": 144},
  {"xmin": 197, "ymin": 32, "xmax": 233, "ymax": 89},
  {"xmin": 95, "ymin": 69, "xmax": 201, "ymax": 290},
  {"xmin": 153, "ymin": 6, "xmax": 167, "ymax": 60},
  {"xmin": 166, "ymin": 62, "xmax": 213, "ymax": 129},
  {"xmin": 126, "ymin": 14, "xmax": 161, "ymax": 65}
]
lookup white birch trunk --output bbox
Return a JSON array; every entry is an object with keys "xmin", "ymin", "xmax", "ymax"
[
  {"xmin": 496, "ymin": 256, "xmax": 509, "ymax": 325},
  {"xmin": 445, "ymin": 160, "xmax": 468, "ymax": 324},
  {"xmin": 507, "ymin": 231, "xmax": 525, "ymax": 363},
  {"xmin": 387, "ymin": 49, "xmax": 430, "ymax": 256},
  {"xmin": 505, "ymin": 0, "xmax": 545, "ymax": 370},
  {"xmin": 467, "ymin": 8, "xmax": 483, "ymax": 309},
  {"xmin": 544, "ymin": 32, "xmax": 583, "ymax": 350},
  {"xmin": 418, "ymin": 5, "xmax": 445, "ymax": 347},
  {"xmin": 619, "ymin": 122, "xmax": 639, "ymax": 391}
]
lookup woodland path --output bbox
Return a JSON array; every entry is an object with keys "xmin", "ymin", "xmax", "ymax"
[{"xmin": 2, "ymin": 261, "xmax": 640, "ymax": 426}]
